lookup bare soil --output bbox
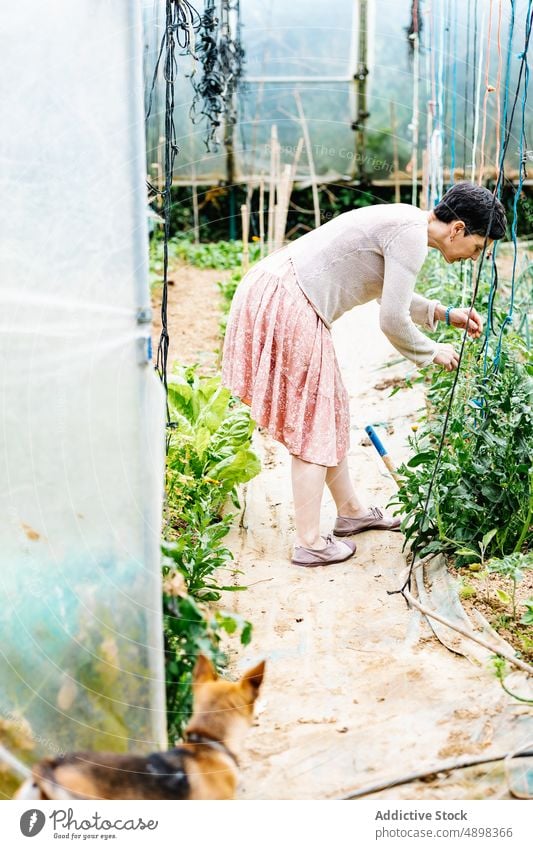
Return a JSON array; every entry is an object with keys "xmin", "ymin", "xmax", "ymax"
[
  {"xmin": 450, "ymin": 564, "xmax": 533, "ymax": 662},
  {"xmin": 151, "ymin": 260, "xmax": 230, "ymax": 375}
]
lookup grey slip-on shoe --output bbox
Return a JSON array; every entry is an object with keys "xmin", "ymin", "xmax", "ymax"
[
  {"xmin": 334, "ymin": 506, "xmax": 401, "ymax": 536},
  {"xmin": 291, "ymin": 534, "xmax": 357, "ymax": 567}
]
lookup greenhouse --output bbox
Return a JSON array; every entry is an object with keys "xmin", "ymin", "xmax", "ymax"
[{"xmin": 0, "ymin": 0, "xmax": 532, "ymax": 816}]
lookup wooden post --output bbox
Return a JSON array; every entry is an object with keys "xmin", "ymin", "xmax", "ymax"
[
  {"xmin": 267, "ymin": 125, "xmax": 278, "ymax": 254},
  {"xmin": 289, "ymin": 137, "xmax": 304, "ymax": 188},
  {"xmin": 259, "ymin": 174, "xmax": 265, "ymax": 259},
  {"xmin": 273, "ymin": 165, "xmax": 290, "ymax": 250},
  {"xmin": 420, "ymin": 148, "xmax": 429, "ymax": 210},
  {"xmin": 294, "ymin": 90, "xmax": 320, "ymax": 229},
  {"xmin": 276, "ymin": 138, "xmax": 304, "ymax": 248},
  {"xmin": 411, "ymin": 32, "xmax": 420, "ymax": 206},
  {"xmin": 354, "ymin": 0, "xmax": 370, "ymax": 184},
  {"xmin": 390, "ymin": 101, "xmax": 401, "ymax": 204},
  {"xmin": 241, "ymin": 204, "xmax": 249, "ymax": 272}
]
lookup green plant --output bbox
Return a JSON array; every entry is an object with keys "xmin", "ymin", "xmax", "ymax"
[
  {"xmin": 490, "ymin": 656, "xmax": 533, "ymax": 705},
  {"xmin": 173, "ymin": 237, "xmax": 261, "ymax": 269},
  {"xmin": 150, "ymin": 232, "xmax": 261, "ymax": 278},
  {"xmin": 392, "ymin": 338, "xmax": 533, "ymax": 562},
  {"xmin": 458, "ymin": 580, "xmax": 477, "ymax": 600},
  {"xmin": 163, "ymin": 588, "xmax": 252, "ymax": 743},
  {"xmin": 161, "ymin": 365, "xmax": 261, "ymax": 742},
  {"xmin": 455, "ymin": 528, "xmax": 498, "ymax": 569},
  {"xmin": 166, "ymin": 366, "xmax": 260, "ymax": 520},
  {"xmin": 486, "ymin": 552, "xmax": 533, "ymax": 621},
  {"xmin": 162, "ymin": 513, "xmax": 246, "ymax": 602},
  {"xmin": 521, "ymin": 597, "xmax": 533, "ymax": 626},
  {"xmin": 217, "ymin": 270, "xmax": 243, "ymax": 337}
]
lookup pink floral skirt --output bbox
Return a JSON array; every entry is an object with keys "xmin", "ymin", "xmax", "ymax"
[{"xmin": 221, "ymin": 251, "xmax": 350, "ymax": 467}]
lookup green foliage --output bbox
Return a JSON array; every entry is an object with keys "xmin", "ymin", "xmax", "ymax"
[
  {"xmin": 521, "ymin": 598, "xmax": 533, "ymax": 626},
  {"xmin": 416, "ymin": 250, "xmax": 493, "ymax": 315},
  {"xmin": 162, "ymin": 514, "xmax": 245, "ymax": 602},
  {"xmin": 490, "ymin": 656, "xmax": 533, "ymax": 705},
  {"xmin": 391, "ymin": 248, "xmax": 532, "ymax": 565},
  {"xmin": 217, "ymin": 270, "xmax": 243, "ymax": 337},
  {"xmin": 162, "ymin": 365, "xmax": 261, "ymax": 741},
  {"xmin": 218, "ymin": 270, "xmax": 242, "ymax": 308},
  {"xmin": 166, "ymin": 366, "xmax": 260, "ymax": 520},
  {"xmin": 173, "ymin": 237, "xmax": 261, "ymax": 269},
  {"xmin": 150, "ymin": 231, "xmax": 261, "ymax": 280},
  {"xmin": 458, "ymin": 581, "xmax": 477, "ymax": 600},
  {"xmin": 486, "ymin": 552, "xmax": 533, "ymax": 620},
  {"xmin": 393, "ymin": 338, "xmax": 532, "ymax": 562},
  {"xmin": 163, "ymin": 591, "xmax": 252, "ymax": 743}
]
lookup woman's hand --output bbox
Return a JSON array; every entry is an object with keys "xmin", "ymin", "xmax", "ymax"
[
  {"xmin": 448, "ymin": 306, "xmax": 484, "ymax": 338},
  {"xmin": 433, "ymin": 342, "xmax": 459, "ymax": 371}
]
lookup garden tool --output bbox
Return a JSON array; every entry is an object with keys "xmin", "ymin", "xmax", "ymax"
[{"xmin": 365, "ymin": 425, "xmax": 401, "ymax": 485}]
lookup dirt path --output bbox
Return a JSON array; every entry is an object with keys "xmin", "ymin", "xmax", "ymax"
[
  {"xmin": 151, "ymin": 261, "xmax": 229, "ymax": 374},
  {"xmin": 223, "ymin": 303, "xmax": 532, "ymax": 800}
]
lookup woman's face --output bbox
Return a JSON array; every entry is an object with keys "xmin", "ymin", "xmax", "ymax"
[{"xmin": 440, "ymin": 220, "xmax": 493, "ymax": 264}]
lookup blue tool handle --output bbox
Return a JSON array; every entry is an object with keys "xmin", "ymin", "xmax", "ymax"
[{"xmin": 365, "ymin": 425, "xmax": 387, "ymax": 457}]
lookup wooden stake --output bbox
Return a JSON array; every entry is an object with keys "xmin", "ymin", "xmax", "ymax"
[
  {"xmin": 390, "ymin": 101, "xmax": 401, "ymax": 204},
  {"xmin": 289, "ymin": 137, "xmax": 304, "ymax": 189},
  {"xmin": 420, "ymin": 148, "xmax": 429, "ymax": 210},
  {"xmin": 259, "ymin": 174, "xmax": 265, "ymax": 259},
  {"xmin": 267, "ymin": 125, "xmax": 278, "ymax": 253},
  {"xmin": 294, "ymin": 90, "xmax": 320, "ymax": 229},
  {"xmin": 272, "ymin": 139, "xmax": 304, "ymax": 250},
  {"xmin": 411, "ymin": 33, "xmax": 420, "ymax": 206},
  {"xmin": 273, "ymin": 165, "xmax": 291, "ymax": 250},
  {"xmin": 241, "ymin": 204, "xmax": 249, "ymax": 272}
]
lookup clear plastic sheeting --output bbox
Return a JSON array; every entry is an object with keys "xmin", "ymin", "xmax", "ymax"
[
  {"xmin": 243, "ymin": 0, "xmax": 357, "ymax": 79},
  {"xmin": 142, "ymin": 0, "xmax": 360, "ymax": 183},
  {"xmin": 0, "ymin": 0, "xmax": 167, "ymax": 789}
]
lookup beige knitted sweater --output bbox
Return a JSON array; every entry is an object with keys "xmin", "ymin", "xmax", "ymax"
[{"xmin": 285, "ymin": 203, "xmax": 439, "ymax": 367}]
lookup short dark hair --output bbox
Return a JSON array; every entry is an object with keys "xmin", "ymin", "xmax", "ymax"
[{"xmin": 434, "ymin": 182, "xmax": 507, "ymax": 240}]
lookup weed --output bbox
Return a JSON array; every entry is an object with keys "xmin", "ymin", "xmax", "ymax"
[
  {"xmin": 521, "ymin": 597, "xmax": 533, "ymax": 626},
  {"xmin": 486, "ymin": 552, "xmax": 533, "ymax": 621},
  {"xmin": 490, "ymin": 656, "xmax": 533, "ymax": 705}
]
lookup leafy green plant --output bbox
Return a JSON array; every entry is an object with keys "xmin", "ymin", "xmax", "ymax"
[
  {"xmin": 458, "ymin": 580, "xmax": 477, "ymax": 600},
  {"xmin": 162, "ymin": 514, "xmax": 246, "ymax": 602},
  {"xmin": 486, "ymin": 552, "xmax": 533, "ymax": 621},
  {"xmin": 393, "ymin": 338, "xmax": 532, "ymax": 562},
  {"xmin": 166, "ymin": 366, "xmax": 260, "ymax": 520},
  {"xmin": 150, "ymin": 232, "xmax": 261, "ymax": 279},
  {"xmin": 161, "ymin": 365, "xmax": 261, "ymax": 742},
  {"xmin": 217, "ymin": 270, "xmax": 243, "ymax": 337},
  {"xmin": 490, "ymin": 656, "xmax": 533, "ymax": 705},
  {"xmin": 163, "ymin": 588, "xmax": 252, "ymax": 743},
  {"xmin": 455, "ymin": 528, "xmax": 498, "ymax": 570},
  {"xmin": 521, "ymin": 597, "xmax": 533, "ymax": 626}
]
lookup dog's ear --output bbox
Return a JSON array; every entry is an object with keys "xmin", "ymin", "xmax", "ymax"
[
  {"xmin": 193, "ymin": 654, "xmax": 217, "ymax": 683},
  {"xmin": 240, "ymin": 659, "xmax": 265, "ymax": 698}
]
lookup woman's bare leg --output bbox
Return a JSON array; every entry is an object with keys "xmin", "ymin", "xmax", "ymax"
[
  {"xmin": 325, "ymin": 456, "xmax": 368, "ymax": 517},
  {"xmin": 291, "ymin": 456, "xmax": 328, "ymax": 549}
]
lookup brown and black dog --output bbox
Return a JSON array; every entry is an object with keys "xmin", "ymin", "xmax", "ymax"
[{"xmin": 14, "ymin": 655, "xmax": 265, "ymax": 800}]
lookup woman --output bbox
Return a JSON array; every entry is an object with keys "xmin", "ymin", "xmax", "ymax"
[{"xmin": 222, "ymin": 182, "xmax": 507, "ymax": 567}]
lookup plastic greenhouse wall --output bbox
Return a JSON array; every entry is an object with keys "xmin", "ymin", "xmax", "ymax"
[
  {"xmin": 0, "ymin": 0, "xmax": 167, "ymax": 786},
  {"xmin": 143, "ymin": 0, "xmax": 365, "ymax": 182},
  {"xmin": 143, "ymin": 0, "xmax": 533, "ymax": 187}
]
